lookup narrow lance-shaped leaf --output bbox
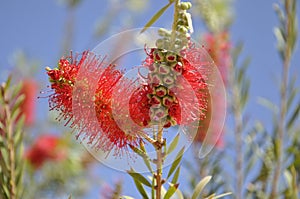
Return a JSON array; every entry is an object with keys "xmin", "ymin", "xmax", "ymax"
[
  {"xmin": 133, "ymin": 179, "xmax": 149, "ymax": 199},
  {"xmin": 287, "ymin": 101, "xmax": 300, "ymax": 130},
  {"xmin": 167, "ymin": 147, "xmax": 185, "ymax": 179},
  {"xmin": 11, "ymin": 95, "xmax": 25, "ymax": 119},
  {"xmin": 128, "ymin": 169, "xmax": 152, "ymax": 187},
  {"xmin": 163, "ymin": 183, "xmax": 178, "ymax": 199},
  {"xmin": 140, "ymin": 2, "xmax": 173, "ymax": 33},
  {"xmin": 171, "ymin": 166, "xmax": 180, "ymax": 185},
  {"xmin": 166, "ymin": 133, "xmax": 180, "ymax": 155},
  {"xmin": 205, "ymin": 192, "xmax": 232, "ymax": 199},
  {"xmin": 151, "ymin": 176, "xmax": 155, "ymax": 199},
  {"xmin": 121, "ymin": 196, "xmax": 135, "ymax": 199},
  {"xmin": 191, "ymin": 176, "xmax": 212, "ymax": 199},
  {"xmin": 129, "ymin": 144, "xmax": 153, "ymax": 172}
]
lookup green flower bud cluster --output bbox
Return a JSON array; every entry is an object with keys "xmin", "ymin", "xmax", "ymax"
[{"xmin": 156, "ymin": 1, "xmax": 193, "ymax": 52}]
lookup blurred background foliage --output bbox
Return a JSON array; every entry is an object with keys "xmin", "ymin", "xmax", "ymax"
[{"xmin": 0, "ymin": 0, "xmax": 299, "ymax": 198}]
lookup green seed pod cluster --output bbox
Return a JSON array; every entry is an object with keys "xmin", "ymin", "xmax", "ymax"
[
  {"xmin": 147, "ymin": 48, "xmax": 187, "ymax": 127},
  {"xmin": 156, "ymin": 2, "xmax": 193, "ymax": 52}
]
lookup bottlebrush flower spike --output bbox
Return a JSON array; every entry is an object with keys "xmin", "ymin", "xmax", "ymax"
[
  {"xmin": 46, "ymin": 51, "xmax": 140, "ymax": 155},
  {"xmin": 129, "ymin": 46, "xmax": 209, "ymax": 130},
  {"xmin": 25, "ymin": 134, "xmax": 66, "ymax": 169}
]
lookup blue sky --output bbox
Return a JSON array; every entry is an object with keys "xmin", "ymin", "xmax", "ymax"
[{"xmin": 0, "ymin": 0, "xmax": 299, "ymax": 198}]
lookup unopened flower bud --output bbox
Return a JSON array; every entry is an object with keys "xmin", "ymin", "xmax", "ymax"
[
  {"xmin": 177, "ymin": 25, "xmax": 188, "ymax": 34},
  {"xmin": 162, "ymin": 95, "xmax": 174, "ymax": 107},
  {"xmin": 158, "ymin": 28, "xmax": 171, "ymax": 37},
  {"xmin": 155, "ymin": 86, "xmax": 168, "ymax": 97},
  {"xmin": 163, "ymin": 76, "xmax": 175, "ymax": 85},
  {"xmin": 153, "ymin": 49, "xmax": 165, "ymax": 62},
  {"xmin": 166, "ymin": 52, "xmax": 177, "ymax": 62},
  {"xmin": 158, "ymin": 64, "xmax": 170, "ymax": 75},
  {"xmin": 179, "ymin": 2, "xmax": 192, "ymax": 10}
]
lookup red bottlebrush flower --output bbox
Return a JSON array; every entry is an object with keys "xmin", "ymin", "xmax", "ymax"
[
  {"xmin": 204, "ymin": 32, "xmax": 230, "ymax": 84},
  {"xmin": 19, "ymin": 79, "xmax": 37, "ymax": 126},
  {"xmin": 129, "ymin": 47, "xmax": 209, "ymax": 129},
  {"xmin": 46, "ymin": 51, "xmax": 140, "ymax": 154},
  {"xmin": 25, "ymin": 134, "xmax": 66, "ymax": 169}
]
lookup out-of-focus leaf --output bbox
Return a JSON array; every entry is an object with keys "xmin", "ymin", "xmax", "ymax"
[
  {"xmin": 287, "ymin": 76, "xmax": 299, "ymax": 110},
  {"xmin": 10, "ymin": 83, "xmax": 23, "ymax": 103},
  {"xmin": 121, "ymin": 196, "xmax": 135, "ymax": 199},
  {"xmin": 171, "ymin": 166, "xmax": 180, "ymax": 185},
  {"xmin": 274, "ymin": 27, "xmax": 285, "ymax": 59},
  {"xmin": 11, "ymin": 94, "xmax": 25, "ymax": 118},
  {"xmin": 240, "ymin": 79, "xmax": 250, "ymax": 109},
  {"xmin": 133, "ymin": 178, "xmax": 149, "ymax": 199},
  {"xmin": 257, "ymin": 97, "xmax": 279, "ymax": 114},
  {"xmin": 128, "ymin": 170, "xmax": 152, "ymax": 187},
  {"xmin": 237, "ymin": 57, "xmax": 250, "ymax": 85},
  {"xmin": 205, "ymin": 192, "xmax": 232, "ymax": 199},
  {"xmin": 151, "ymin": 176, "xmax": 155, "ymax": 199},
  {"xmin": 167, "ymin": 147, "xmax": 185, "ymax": 179},
  {"xmin": 287, "ymin": 101, "xmax": 300, "ymax": 130},
  {"xmin": 191, "ymin": 176, "xmax": 211, "ymax": 199},
  {"xmin": 163, "ymin": 183, "xmax": 178, "ymax": 199},
  {"xmin": 140, "ymin": 2, "xmax": 173, "ymax": 33},
  {"xmin": 3, "ymin": 75, "xmax": 12, "ymax": 93},
  {"xmin": 143, "ymin": 156, "xmax": 153, "ymax": 174},
  {"xmin": 166, "ymin": 133, "xmax": 180, "ymax": 155}
]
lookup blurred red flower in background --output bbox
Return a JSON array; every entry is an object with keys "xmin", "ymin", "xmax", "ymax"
[
  {"xmin": 25, "ymin": 134, "xmax": 66, "ymax": 169},
  {"xmin": 193, "ymin": 32, "xmax": 231, "ymax": 148},
  {"xmin": 204, "ymin": 31, "xmax": 230, "ymax": 84},
  {"xmin": 19, "ymin": 79, "xmax": 38, "ymax": 126}
]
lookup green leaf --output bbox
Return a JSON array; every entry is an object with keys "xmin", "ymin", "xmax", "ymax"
[
  {"xmin": 4, "ymin": 75, "xmax": 12, "ymax": 93},
  {"xmin": 133, "ymin": 178, "xmax": 149, "ymax": 199},
  {"xmin": 11, "ymin": 94, "xmax": 25, "ymax": 119},
  {"xmin": 143, "ymin": 156, "xmax": 153, "ymax": 174},
  {"xmin": 163, "ymin": 184, "xmax": 178, "ymax": 199},
  {"xmin": 0, "ymin": 152, "xmax": 9, "ymax": 177},
  {"xmin": 175, "ymin": 188, "xmax": 184, "ymax": 199},
  {"xmin": 151, "ymin": 176, "xmax": 155, "ymax": 199},
  {"xmin": 287, "ymin": 102, "xmax": 300, "ymax": 130},
  {"xmin": 167, "ymin": 133, "xmax": 180, "ymax": 155},
  {"xmin": 121, "ymin": 196, "xmax": 135, "ymax": 199},
  {"xmin": 191, "ymin": 176, "xmax": 212, "ymax": 199},
  {"xmin": 11, "ymin": 82, "xmax": 23, "ymax": 101},
  {"xmin": 205, "ymin": 192, "xmax": 232, "ymax": 199},
  {"xmin": 130, "ymin": 144, "xmax": 148, "ymax": 158},
  {"xmin": 171, "ymin": 166, "xmax": 180, "ymax": 185},
  {"xmin": 128, "ymin": 170, "xmax": 152, "ymax": 187},
  {"xmin": 167, "ymin": 147, "xmax": 185, "ymax": 179},
  {"xmin": 257, "ymin": 97, "xmax": 278, "ymax": 114},
  {"xmin": 140, "ymin": 2, "xmax": 173, "ymax": 33}
]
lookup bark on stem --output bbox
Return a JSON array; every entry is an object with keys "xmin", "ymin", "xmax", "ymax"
[
  {"xmin": 155, "ymin": 126, "xmax": 164, "ymax": 199},
  {"xmin": 269, "ymin": 46, "xmax": 289, "ymax": 199}
]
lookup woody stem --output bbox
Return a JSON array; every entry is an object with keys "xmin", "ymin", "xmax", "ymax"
[
  {"xmin": 170, "ymin": 0, "xmax": 180, "ymax": 46},
  {"xmin": 155, "ymin": 126, "xmax": 164, "ymax": 199}
]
